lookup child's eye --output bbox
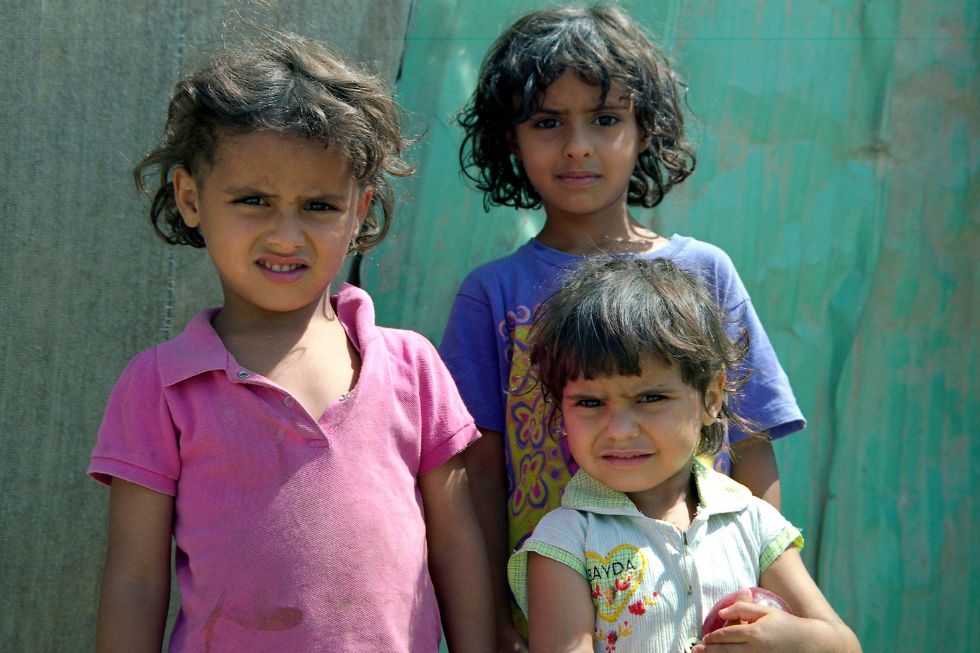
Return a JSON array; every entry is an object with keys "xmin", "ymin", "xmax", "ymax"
[
  {"xmin": 533, "ymin": 117, "xmax": 561, "ymax": 129},
  {"xmin": 575, "ymin": 398, "xmax": 602, "ymax": 408},
  {"xmin": 305, "ymin": 200, "xmax": 338, "ymax": 212},
  {"xmin": 594, "ymin": 114, "xmax": 621, "ymax": 127},
  {"xmin": 638, "ymin": 394, "xmax": 665, "ymax": 404},
  {"xmin": 235, "ymin": 196, "xmax": 268, "ymax": 206}
]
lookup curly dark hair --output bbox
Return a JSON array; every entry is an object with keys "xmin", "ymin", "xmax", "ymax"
[
  {"xmin": 458, "ymin": 4, "xmax": 695, "ymax": 212},
  {"xmin": 528, "ymin": 256, "xmax": 756, "ymax": 456},
  {"xmin": 135, "ymin": 30, "xmax": 413, "ymax": 252}
]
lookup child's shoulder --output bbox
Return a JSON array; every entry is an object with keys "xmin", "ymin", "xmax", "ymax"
[
  {"xmin": 335, "ymin": 283, "xmax": 440, "ymax": 363},
  {"xmin": 376, "ymin": 323, "xmax": 439, "ymax": 360},
  {"xmin": 662, "ymin": 234, "xmax": 747, "ymax": 301},
  {"xmin": 453, "ymin": 238, "xmax": 574, "ymax": 301},
  {"xmin": 665, "ymin": 233, "xmax": 737, "ymax": 270},
  {"xmin": 693, "ymin": 460, "xmax": 754, "ymax": 506},
  {"xmin": 459, "ymin": 239, "xmax": 543, "ymax": 281},
  {"xmin": 694, "ymin": 461, "xmax": 797, "ymax": 530},
  {"xmin": 112, "ymin": 308, "xmax": 223, "ymax": 388},
  {"xmin": 515, "ymin": 506, "xmax": 592, "ymax": 570},
  {"xmin": 112, "ymin": 346, "xmax": 164, "ymax": 390}
]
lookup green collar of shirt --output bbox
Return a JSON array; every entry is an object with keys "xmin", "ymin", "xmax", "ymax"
[{"xmin": 560, "ymin": 458, "xmax": 752, "ymax": 519}]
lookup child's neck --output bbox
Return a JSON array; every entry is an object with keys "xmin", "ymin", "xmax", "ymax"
[
  {"xmin": 627, "ymin": 468, "xmax": 699, "ymax": 532},
  {"xmin": 213, "ymin": 293, "xmax": 361, "ymax": 420},
  {"xmin": 536, "ymin": 208, "xmax": 668, "ymax": 256},
  {"xmin": 213, "ymin": 293, "xmax": 336, "ymax": 342}
]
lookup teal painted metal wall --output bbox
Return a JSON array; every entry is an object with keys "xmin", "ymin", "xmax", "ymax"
[{"xmin": 364, "ymin": 1, "xmax": 978, "ymax": 650}]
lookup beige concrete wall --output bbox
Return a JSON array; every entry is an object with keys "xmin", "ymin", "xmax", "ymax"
[{"xmin": 0, "ymin": 1, "xmax": 410, "ymax": 649}]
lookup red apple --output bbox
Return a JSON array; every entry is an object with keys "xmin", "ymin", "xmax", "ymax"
[{"xmin": 702, "ymin": 587, "xmax": 792, "ymax": 636}]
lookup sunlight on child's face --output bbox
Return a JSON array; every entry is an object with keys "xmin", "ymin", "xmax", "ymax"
[
  {"xmin": 560, "ymin": 357, "xmax": 721, "ymax": 517},
  {"xmin": 512, "ymin": 70, "xmax": 647, "ymax": 224},
  {"xmin": 173, "ymin": 131, "xmax": 371, "ymax": 323}
]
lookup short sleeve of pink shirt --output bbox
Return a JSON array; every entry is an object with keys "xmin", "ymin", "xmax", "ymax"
[
  {"xmin": 89, "ymin": 284, "xmax": 479, "ymax": 653},
  {"xmin": 90, "ymin": 348, "xmax": 182, "ymax": 494}
]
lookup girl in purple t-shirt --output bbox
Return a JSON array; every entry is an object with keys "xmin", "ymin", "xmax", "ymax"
[
  {"xmin": 90, "ymin": 31, "xmax": 493, "ymax": 653},
  {"xmin": 440, "ymin": 6, "xmax": 805, "ymax": 648}
]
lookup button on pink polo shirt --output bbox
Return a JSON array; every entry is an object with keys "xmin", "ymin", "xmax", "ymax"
[{"xmin": 90, "ymin": 284, "xmax": 479, "ymax": 652}]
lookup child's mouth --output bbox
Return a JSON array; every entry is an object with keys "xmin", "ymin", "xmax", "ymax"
[
  {"xmin": 256, "ymin": 260, "xmax": 307, "ymax": 282},
  {"xmin": 261, "ymin": 262, "xmax": 302, "ymax": 273},
  {"xmin": 601, "ymin": 451, "xmax": 652, "ymax": 467},
  {"xmin": 558, "ymin": 171, "xmax": 600, "ymax": 186}
]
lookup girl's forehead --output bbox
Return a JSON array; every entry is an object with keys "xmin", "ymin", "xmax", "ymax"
[
  {"xmin": 565, "ymin": 360, "xmax": 682, "ymax": 389},
  {"xmin": 215, "ymin": 129, "xmax": 331, "ymax": 153},
  {"xmin": 201, "ymin": 130, "xmax": 358, "ymax": 189},
  {"xmin": 211, "ymin": 131, "xmax": 345, "ymax": 165},
  {"xmin": 535, "ymin": 71, "xmax": 631, "ymax": 108},
  {"xmin": 564, "ymin": 354, "xmax": 678, "ymax": 385}
]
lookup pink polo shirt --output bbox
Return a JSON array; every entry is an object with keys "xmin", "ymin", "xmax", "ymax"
[{"xmin": 90, "ymin": 284, "xmax": 480, "ymax": 652}]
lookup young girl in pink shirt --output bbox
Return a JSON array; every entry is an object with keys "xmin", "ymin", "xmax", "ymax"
[{"xmin": 90, "ymin": 31, "xmax": 493, "ymax": 653}]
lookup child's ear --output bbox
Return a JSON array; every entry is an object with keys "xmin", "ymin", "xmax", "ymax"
[
  {"xmin": 639, "ymin": 130, "xmax": 653, "ymax": 151},
  {"xmin": 354, "ymin": 186, "xmax": 374, "ymax": 234},
  {"xmin": 507, "ymin": 130, "xmax": 522, "ymax": 161},
  {"xmin": 172, "ymin": 166, "xmax": 201, "ymax": 229},
  {"xmin": 701, "ymin": 371, "xmax": 726, "ymax": 426}
]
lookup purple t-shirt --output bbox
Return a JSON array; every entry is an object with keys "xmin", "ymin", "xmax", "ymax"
[
  {"xmin": 439, "ymin": 235, "xmax": 804, "ymax": 551},
  {"xmin": 90, "ymin": 284, "xmax": 479, "ymax": 653}
]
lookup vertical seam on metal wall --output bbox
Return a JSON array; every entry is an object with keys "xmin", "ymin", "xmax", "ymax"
[{"xmin": 161, "ymin": 0, "xmax": 189, "ymax": 343}]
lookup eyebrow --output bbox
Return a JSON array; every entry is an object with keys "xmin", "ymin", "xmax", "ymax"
[
  {"xmin": 564, "ymin": 382, "xmax": 675, "ymax": 399},
  {"xmin": 222, "ymin": 185, "xmax": 350, "ymax": 201},
  {"xmin": 535, "ymin": 99, "xmax": 633, "ymax": 115}
]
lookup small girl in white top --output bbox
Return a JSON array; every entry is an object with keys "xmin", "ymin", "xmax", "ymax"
[{"xmin": 508, "ymin": 256, "xmax": 860, "ymax": 652}]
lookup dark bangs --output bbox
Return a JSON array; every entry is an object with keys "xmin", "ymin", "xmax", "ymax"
[
  {"xmin": 530, "ymin": 259, "xmax": 723, "ymax": 404},
  {"xmin": 527, "ymin": 256, "xmax": 755, "ymax": 454},
  {"xmin": 503, "ymin": 13, "xmax": 633, "ymax": 123}
]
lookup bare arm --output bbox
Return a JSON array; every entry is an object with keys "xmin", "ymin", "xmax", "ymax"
[
  {"xmin": 730, "ymin": 436, "xmax": 781, "ymax": 509},
  {"xmin": 526, "ymin": 553, "xmax": 594, "ymax": 653},
  {"xmin": 96, "ymin": 478, "xmax": 174, "ymax": 653},
  {"xmin": 421, "ymin": 453, "xmax": 496, "ymax": 653},
  {"xmin": 696, "ymin": 547, "xmax": 861, "ymax": 653},
  {"xmin": 464, "ymin": 429, "xmax": 528, "ymax": 652}
]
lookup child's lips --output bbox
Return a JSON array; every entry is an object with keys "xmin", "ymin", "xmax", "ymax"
[
  {"xmin": 601, "ymin": 451, "xmax": 653, "ymax": 467},
  {"xmin": 256, "ymin": 257, "xmax": 308, "ymax": 282},
  {"xmin": 557, "ymin": 170, "xmax": 601, "ymax": 186}
]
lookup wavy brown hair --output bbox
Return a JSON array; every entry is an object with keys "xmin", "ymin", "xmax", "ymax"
[
  {"xmin": 529, "ymin": 256, "xmax": 756, "ymax": 456},
  {"xmin": 135, "ymin": 30, "xmax": 413, "ymax": 252},
  {"xmin": 458, "ymin": 4, "xmax": 695, "ymax": 212}
]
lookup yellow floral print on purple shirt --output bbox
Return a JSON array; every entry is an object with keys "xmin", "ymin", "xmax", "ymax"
[{"xmin": 504, "ymin": 322, "xmax": 575, "ymax": 553}]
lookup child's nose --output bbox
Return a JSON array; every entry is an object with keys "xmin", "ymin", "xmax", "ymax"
[
  {"xmin": 267, "ymin": 212, "xmax": 305, "ymax": 250},
  {"xmin": 604, "ymin": 407, "xmax": 639, "ymax": 441},
  {"xmin": 563, "ymin": 123, "xmax": 593, "ymax": 159}
]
